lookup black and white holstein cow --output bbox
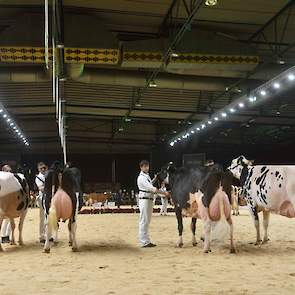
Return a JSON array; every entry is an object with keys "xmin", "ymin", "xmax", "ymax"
[
  {"xmin": 0, "ymin": 172, "xmax": 29, "ymax": 250},
  {"xmin": 228, "ymin": 155, "xmax": 295, "ymax": 245},
  {"xmin": 157, "ymin": 164, "xmax": 235, "ymax": 253},
  {"xmin": 43, "ymin": 162, "xmax": 83, "ymax": 253}
]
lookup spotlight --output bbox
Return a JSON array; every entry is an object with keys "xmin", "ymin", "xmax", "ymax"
[
  {"xmin": 135, "ymin": 102, "xmax": 142, "ymax": 107},
  {"xmin": 196, "ymin": 128, "xmax": 200, "ymax": 131},
  {"xmin": 205, "ymin": 0, "xmax": 218, "ymax": 6},
  {"xmin": 9, "ymin": 123, "xmax": 13, "ymax": 126},
  {"xmin": 249, "ymin": 96, "xmax": 256, "ymax": 102},
  {"xmin": 191, "ymin": 130, "xmax": 195, "ymax": 134},
  {"xmin": 214, "ymin": 117, "xmax": 219, "ymax": 121},
  {"xmin": 288, "ymin": 74, "xmax": 295, "ymax": 81},
  {"xmin": 208, "ymin": 121, "xmax": 212, "ymax": 125},
  {"xmin": 170, "ymin": 142, "xmax": 175, "ymax": 147},
  {"xmin": 238, "ymin": 103, "xmax": 244, "ymax": 108},
  {"xmin": 177, "ymin": 137, "xmax": 181, "ymax": 141},
  {"xmin": 260, "ymin": 90, "xmax": 266, "ymax": 96},
  {"xmin": 7, "ymin": 118, "xmax": 11, "ymax": 122},
  {"xmin": 148, "ymin": 80, "xmax": 157, "ymax": 88},
  {"xmin": 229, "ymin": 108, "xmax": 236, "ymax": 113},
  {"xmin": 118, "ymin": 127, "xmax": 124, "ymax": 132},
  {"xmin": 171, "ymin": 51, "xmax": 179, "ymax": 57},
  {"xmin": 273, "ymin": 82, "xmax": 280, "ymax": 89},
  {"xmin": 3, "ymin": 114, "xmax": 7, "ymax": 118},
  {"xmin": 0, "ymin": 109, "xmax": 3, "ymax": 113},
  {"xmin": 221, "ymin": 112, "xmax": 227, "ymax": 117},
  {"xmin": 201, "ymin": 124, "xmax": 206, "ymax": 129}
]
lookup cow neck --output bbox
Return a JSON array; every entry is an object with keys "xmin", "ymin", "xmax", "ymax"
[{"xmin": 240, "ymin": 165, "xmax": 250, "ymax": 186}]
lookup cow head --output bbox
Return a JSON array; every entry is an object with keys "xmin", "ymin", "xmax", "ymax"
[
  {"xmin": 156, "ymin": 162, "xmax": 175, "ymax": 185},
  {"xmin": 228, "ymin": 156, "xmax": 251, "ymax": 179}
]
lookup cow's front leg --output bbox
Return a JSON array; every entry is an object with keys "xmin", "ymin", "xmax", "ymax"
[
  {"xmin": 252, "ymin": 208, "xmax": 261, "ymax": 245},
  {"xmin": 262, "ymin": 210, "xmax": 270, "ymax": 244},
  {"xmin": 175, "ymin": 206, "xmax": 183, "ymax": 247},
  {"xmin": 10, "ymin": 218, "xmax": 16, "ymax": 245},
  {"xmin": 227, "ymin": 217, "xmax": 236, "ymax": 253},
  {"xmin": 191, "ymin": 218, "xmax": 197, "ymax": 246},
  {"xmin": 18, "ymin": 210, "xmax": 27, "ymax": 246}
]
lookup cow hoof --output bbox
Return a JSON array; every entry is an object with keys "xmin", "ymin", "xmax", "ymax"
[
  {"xmin": 192, "ymin": 242, "xmax": 198, "ymax": 247},
  {"xmin": 43, "ymin": 248, "xmax": 50, "ymax": 254},
  {"xmin": 72, "ymin": 247, "xmax": 78, "ymax": 252},
  {"xmin": 230, "ymin": 248, "xmax": 236, "ymax": 254},
  {"xmin": 204, "ymin": 249, "xmax": 211, "ymax": 254},
  {"xmin": 69, "ymin": 241, "xmax": 72, "ymax": 247},
  {"xmin": 254, "ymin": 240, "xmax": 262, "ymax": 246},
  {"xmin": 200, "ymin": 237, "xmax": 205, "ymax": 242},
  {"xmin": 262, "ymin": 238, "xmax": 270, "ymax": 244},
  {"xmin": 49, "ymin": 238, "xmax": 54, "ymax": 243},
  {"xmin": 10, "ymin": 242, "xmax": 16, "ymax": 246},
  {"xmin": 176, "ymin": 243, "xmax": 183, "ymax": 248},
  {"xmin": 18, "ymin": 241, "xmax": 24, "ymax": 246}
]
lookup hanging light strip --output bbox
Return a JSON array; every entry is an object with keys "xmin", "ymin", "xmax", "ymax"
[
  {"xmin": 170, "ymin": 65, "xmax": 295, "ymax": 147},
  {"xmin": 0, "ymin": 102, "xmax": 29, "ymax": 146}
]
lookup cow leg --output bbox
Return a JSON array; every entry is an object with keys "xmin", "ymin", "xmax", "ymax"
[
  {"xmin": 10, "ymin": 218, "xmax": 16, "ymax": 245},
  {"xmin": 68, "ymin": 221, "xmax": 72, "ymax": 247},
  {"xmin": 203, "ymin": 219, "xmax": 211, "ymax": 253},
  {"xmin": 43, "ymin": 214, "xmax": 52, "ymax": 253},
  {"xmin": 18, "ymin": 210, "xmax": 27, "ymax": 246},
  {"xmin": 0, "ymin": 217, "xmax": 4, "ymax": 251},
  {"xmin": 175, "ymin": 206, "xmax": 183, "ymax": 247},
  {"xmin": 227, "ymin": 217, "xmax": 236, "ymax": 253},
  {"xmin": 252, "ymin": 208, "xmax": 261, "ymax": 245},
  {"xmin": 70, "ymin": 219, "xmax": 78, "ymax": 252},
  {"xmin": 262, "ymin": 210, "xmax": 270, "ymax": 244},
  {"xmin": 191, "ymin": 218, "xmax": 197, "ymax": 246}
]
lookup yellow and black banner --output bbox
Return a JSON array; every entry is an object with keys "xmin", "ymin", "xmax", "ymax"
[{"xmin": 0, "ymin": 46, "xmax": 119, "ymax": 65}]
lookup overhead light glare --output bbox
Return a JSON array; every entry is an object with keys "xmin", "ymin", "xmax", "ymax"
[
  {"xmin": 273, "ymin": 82, "xmax": 280, "ymax": 89},
  {"xmin": 288, "ymin": 73, "xmax": 295, "ymax": 81},
  {"xmin": 238, "ymin": 103, "xmax": 244, "ymax": 108},
  {"xmin": 260, "ymin": 90, "xmax": 266, "ymax": 96}
]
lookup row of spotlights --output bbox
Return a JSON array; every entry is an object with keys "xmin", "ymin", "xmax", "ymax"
[
  {"xmin": 0, "ymin": 107, "xmax": 29, "ymax": 146},
  {"xmin": 170, "ymin": 71, "xmax": 295, "ymax": 147}
]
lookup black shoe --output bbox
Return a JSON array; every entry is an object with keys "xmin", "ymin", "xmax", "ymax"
[
  {"xmin": 142, "ymin": 243, "xmax": 157, "ymax": 248},
  {"xmin": 1, "ymin": 236, "xmax": 10, "ymax": 244}
]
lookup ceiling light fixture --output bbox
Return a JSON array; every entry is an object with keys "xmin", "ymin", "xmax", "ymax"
[{"xmin": 205, "ymin": 0, "xmax": 218, "ymax": 6}]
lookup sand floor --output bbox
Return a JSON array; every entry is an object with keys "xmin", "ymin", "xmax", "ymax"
[{"xmin": 1, "ymin": 208, "xmax": 295, "ymax": 295}]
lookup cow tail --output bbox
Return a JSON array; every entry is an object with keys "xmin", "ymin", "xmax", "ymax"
[{"xmin": 48, "ymin": 206, "xmax": 58, "ymax": 232}]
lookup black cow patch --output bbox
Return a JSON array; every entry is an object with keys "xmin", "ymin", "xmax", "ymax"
[
  {"xmin": 261, "ymin": 166, "xmax": 267, "ymax": 173},
  {"xmin": 17, "ymin": 201, "xmax": 24, "ymax": 211},
  {"xmin": 279, "ymin": 183, "xmax": 282, "ymax": 188},
  {"xmin": 275, "ymin": 171, "xmax": 279, "ymax": 177}
]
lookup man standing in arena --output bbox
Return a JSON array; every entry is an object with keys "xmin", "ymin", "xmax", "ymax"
[
  {"xmin": 137, "ymin": 160, "xmax": 169, "ymax": 248},
  {"xmin": 35, "ymin": 162, "xmax": 48, "ymax": 243}
]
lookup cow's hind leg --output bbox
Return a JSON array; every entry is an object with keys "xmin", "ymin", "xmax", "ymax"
[
  {"xmin": 68, "ymin": 221, "xmax": 72, "ymax": 247},
  {"xmin": 69, "ymin": 219, "xmax": 78, "ymax": 252},
  {"xmin": 43, "ymin": 215, "xmax": 52, "ymax": 253},
  {"xmin": 18, "ymin": 210, "xmax": 27, "ymax": 246},
  {"xmin": 252, "ymin": 207, "xmax": 262, "ymax": 245},
  {"xmin": 191, "ymin": 218, "xmax": 197, "ymax": 246},
  {"xmin": 10, "ymin": 218, "xmax": 16, "ymax": 245},
  {"xmin": 262, "ymin": 210, "xmax": 270, "ymax": 244},
  {"xmin": 203, "ymin": 219, "xmax": 211, "ymax": 253},
  {"xmin": 175, "ymin": 206, "xmax": 184, "ymax": 247},
  {"xmin": 227, "ymin": 217, "xmax": 236, "ymax": 253},
  {"xmin": 0, "ymin": 217, "xmax": 4, "ymax": 251}
]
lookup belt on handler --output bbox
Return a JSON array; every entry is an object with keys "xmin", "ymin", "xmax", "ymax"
[{"xmin": 139, "ymin": 197, "xmax": 154, "ymax": 200}]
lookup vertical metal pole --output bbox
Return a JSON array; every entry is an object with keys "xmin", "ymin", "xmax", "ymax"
[{"xmin": 45, "ymin": 0, "xmax": 49, "ymax": 69}]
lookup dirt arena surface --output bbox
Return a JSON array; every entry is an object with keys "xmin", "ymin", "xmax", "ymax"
[{"xmin": 1, "ymin": 208, "xmax": 295, "ymax": 295}]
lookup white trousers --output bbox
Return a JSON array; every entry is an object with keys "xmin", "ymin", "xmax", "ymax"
[
  {"xmin": 1, "ymin": 219, "xmax": 11, "ymax": 238},
  {"xmin": 138, "ymin": 199, "xmax": 154, "ymax": 246},
  {"xmin": 160, "ymin": 197, "xmax": 168, "ymax": 215},
  {"xmin": 37, "ymin": 196, "xmax": 45, "ymax": 240}
]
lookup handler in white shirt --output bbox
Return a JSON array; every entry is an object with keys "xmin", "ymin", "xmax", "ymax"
[
  {"xmin": 137, "ymin": 160, "xmax": 169, "ymax": 248},
  {"xmin": 1, "ymin": 164, "xmax": 12, "ymax": 243},
  {"xmin": 35, "ymin": 162, "xmax": 48, "ymax": 243}
]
